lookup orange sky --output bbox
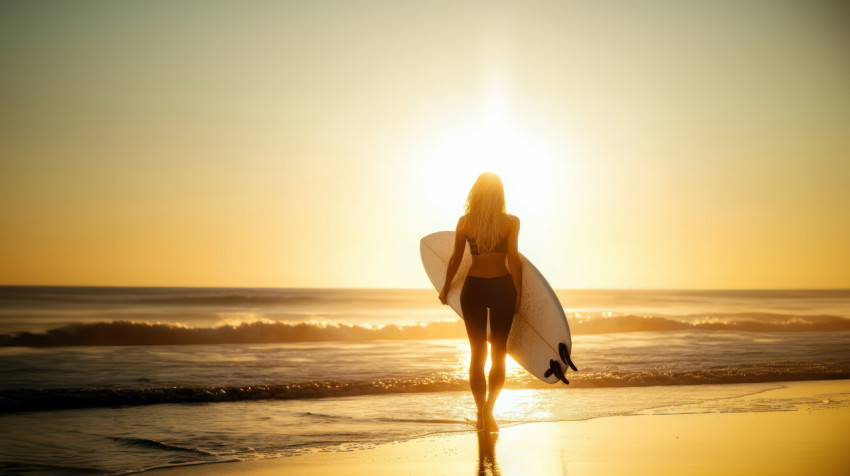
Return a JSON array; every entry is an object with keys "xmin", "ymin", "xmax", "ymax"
[{"xmin": 1, "ymin": 1, "xmax": 848, "ymax": 289}]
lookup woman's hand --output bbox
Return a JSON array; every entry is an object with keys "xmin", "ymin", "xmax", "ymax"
[{"xmin": 438, "ymin": 288, "xmax": 448, "ymax": 305}]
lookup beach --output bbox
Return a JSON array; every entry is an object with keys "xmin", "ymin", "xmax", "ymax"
[
  {"xmin": 143, "ymin": 379, "xmax": 850, "ymax": 475},
  {"xmin": 1, "ymin": 287, "xmax": 848, "ymax": 474},
  {"xmin": 4, "ymin": 0, "xmax": 850, "ymax": 474}
]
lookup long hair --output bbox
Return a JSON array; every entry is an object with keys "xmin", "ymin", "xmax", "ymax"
[{"xmin": 464, "ymin": 172, "xmax": 507, "ymax": 253}]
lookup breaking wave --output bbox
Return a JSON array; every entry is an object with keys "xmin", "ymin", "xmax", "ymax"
[
  {"xmin": 570, "ymin": 313, "xmax": 850, "ymax": 334},
  {"xmin": 3, "ymin": 360, "xmax": 848, "ymax": 413},
  {"xmin": 0, "ymin": 320, "xmax": 467, "ymax": 346},
  {"xmin": 1, "ymin": 313, "xmax": 848, "ymax": 347},
  {"xmin": 108, "ymin": 437, "xmax": 217, "ymax": 456}
]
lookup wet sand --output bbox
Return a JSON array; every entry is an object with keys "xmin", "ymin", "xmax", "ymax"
[{"xmin": 143, "ymin": 380, "xmax": 850, "ymax": 475}]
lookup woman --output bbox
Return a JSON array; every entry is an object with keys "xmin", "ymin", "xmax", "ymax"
[{"xmin": 438, "ymin": 172, "xmax": 522, "ymax": 432}]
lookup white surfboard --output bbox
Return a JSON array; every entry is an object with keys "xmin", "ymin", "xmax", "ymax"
[{"xmin": 420, "ymin": 231, "xmax": 577, "ymax": 384}]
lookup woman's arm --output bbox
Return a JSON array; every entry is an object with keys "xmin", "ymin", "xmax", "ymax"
[
  {"xmin": 506, "ymin": 216, "xmax": 522, "ymax": 313},
  {"xmin": 439, "ymin": 216, "xmax": 467, "ymax": 305}
]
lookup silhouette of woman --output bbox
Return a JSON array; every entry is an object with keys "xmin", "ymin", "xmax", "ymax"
[{"xmin": 438, "ymin": 172, "xmax": 522, "ymax": 432}]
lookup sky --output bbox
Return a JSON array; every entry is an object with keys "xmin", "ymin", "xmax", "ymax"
[{"xmin": 1, "ymin": 0, "xmax": 848, "ymax": 289}]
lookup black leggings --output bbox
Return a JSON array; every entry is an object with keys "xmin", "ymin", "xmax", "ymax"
[{"xmin": 460, "ymin": 274, "xmax": 517, "ymax": 346}]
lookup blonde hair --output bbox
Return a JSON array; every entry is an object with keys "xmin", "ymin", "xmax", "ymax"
[{"xmin": 464, "ymin": 172, "xmax": 507, "ymax": 253}]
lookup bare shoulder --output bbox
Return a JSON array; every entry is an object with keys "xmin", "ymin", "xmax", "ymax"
[
  {"xmin": 506, "ymin": 214, "xmax": 520, "ymax": 230},
  {"xmin": 456, "ymin": 215, "xmax": 467, "ymax": 233}
]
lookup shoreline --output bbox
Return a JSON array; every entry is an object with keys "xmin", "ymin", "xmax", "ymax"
[{"xmin": 142, "ymin": 379, "xmax": 850, "ymax": 475}]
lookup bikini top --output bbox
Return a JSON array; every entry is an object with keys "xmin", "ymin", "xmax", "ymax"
[{"xmin": 466, "ymin": 235, "xmax": 508, "ymax": 255}]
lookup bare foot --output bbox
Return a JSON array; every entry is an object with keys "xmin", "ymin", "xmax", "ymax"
[
  {"xmin": 475, "ymin": 410, "xmax": 485, "ymax": 431},
  {"xmin": 484, "ymin": 412, "xmax": 499, "ymax": 432}
]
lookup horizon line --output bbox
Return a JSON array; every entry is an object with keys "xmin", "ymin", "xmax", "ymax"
[{"xmin": 1, "ymin": 284, "xmax": 848, "ymax": 292}]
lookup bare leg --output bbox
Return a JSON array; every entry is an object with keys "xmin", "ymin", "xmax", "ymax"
[
  {"xmin": 483, "ymin": 275, "xmax": 517, "ymax": 432},
  {"xmin": 484, "ymin": 342, "xmax": 507, "ymax": 431},
  {"xmin": 468, "ymin": 337, "xmax": 488, "ymax": 421},
  {"xmin": 461, "ymin": 280, "xmax": 489, "ymax": 429}
]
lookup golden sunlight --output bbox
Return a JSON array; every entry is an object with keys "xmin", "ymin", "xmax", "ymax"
[
  {"xmin": 453, "ymin": 342, "xmax": 525, "ymax": 377},
  {"xmin": 413, "ymin": 113, "xmax": 565, "ymax": 222}
]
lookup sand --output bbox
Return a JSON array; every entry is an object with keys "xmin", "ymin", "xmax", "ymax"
[{"xmin": 143, "ymin": 380, "xmax": 850, "ymax": 475}]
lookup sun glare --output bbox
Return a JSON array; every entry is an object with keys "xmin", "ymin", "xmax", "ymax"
[
  {"xmin": 414, "ymin": 113, "xmax": 564, "ymax": 223},
  {"xmin": 453, "ymin": 342, "xmax": 526, "ymax": 377}
]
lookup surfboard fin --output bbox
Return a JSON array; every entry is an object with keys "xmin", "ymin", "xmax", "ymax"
[
  {"xmin": 558, "ymin": 342, "xmax": 578, "ymax": 372},
  {"xmin": 544, "ymin": 359, "xmax": 570, "ymax": 384}
]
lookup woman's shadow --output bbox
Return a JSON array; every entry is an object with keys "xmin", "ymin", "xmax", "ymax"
[{"xmin": 477, "ymin": 431, "xmax": 501, "ymax": 475}]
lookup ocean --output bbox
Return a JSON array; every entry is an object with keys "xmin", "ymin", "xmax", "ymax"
[{"xmin": 1, "ymin": 286, "xmax": 848, "ymax": 474}]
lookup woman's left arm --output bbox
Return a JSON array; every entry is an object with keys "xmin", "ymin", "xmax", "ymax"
[{"xmin": 506, "ymin": 216, "xmax": 523, "ymax": 313}]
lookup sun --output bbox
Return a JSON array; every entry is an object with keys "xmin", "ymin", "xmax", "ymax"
[{"xmin": 413, "ymin": 113, "xmax": 565, "ymax": 224}]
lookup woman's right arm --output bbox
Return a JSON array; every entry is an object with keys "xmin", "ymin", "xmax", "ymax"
[{"xmin": 439, "ymin": 216, "xmax": 466, "ymax": 305}]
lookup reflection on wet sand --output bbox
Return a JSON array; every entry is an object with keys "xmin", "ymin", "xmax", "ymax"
[{"xmin": 477, "ymin": 431, "xmax": 500, "ymax": 475}]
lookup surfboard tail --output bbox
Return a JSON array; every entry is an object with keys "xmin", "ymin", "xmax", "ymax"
[{"xmin": 544, "ymin": 359, "xmax": 570, "ymax": 384}]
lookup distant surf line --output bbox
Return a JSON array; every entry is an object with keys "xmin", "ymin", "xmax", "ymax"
[
  {"xmin": 4, "ymin": 364, "xmax": 849, "ymax": 413},
  {"xmin": 2, "ymin": 313, "xmax": 849, "ymax": 347}
]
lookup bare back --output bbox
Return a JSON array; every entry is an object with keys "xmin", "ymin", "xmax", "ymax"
[{"xmin": 459, "ymin": 214, "xmax": 520, "ymax": 278}]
